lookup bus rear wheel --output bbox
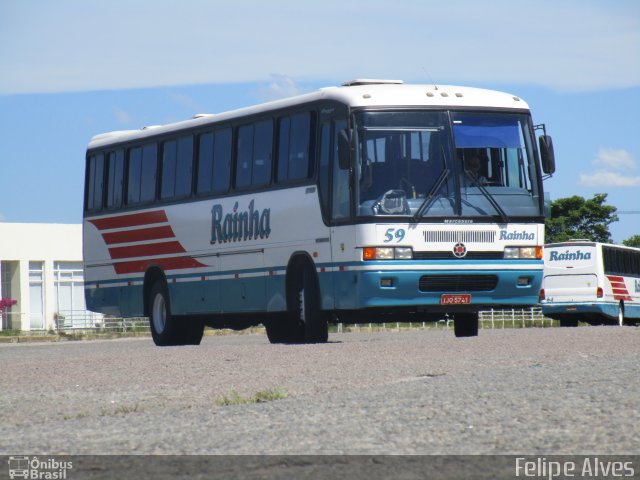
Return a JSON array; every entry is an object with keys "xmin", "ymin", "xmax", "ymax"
[
  {"xmin": 453, "ymin": 313, "xmax": 478, "ymax": 337},
  {"xmin": 148, "ymin": 279, "xmax": 204, "ymax": 346}
]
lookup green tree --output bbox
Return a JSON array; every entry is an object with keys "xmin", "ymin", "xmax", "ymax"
[
  {"xmin": 622, "ymin": 235, "xmax": 640, "ymax": 248},
  {"xmin": 545, "ymin": 193, "xmax": 618, "ymax": 244}
]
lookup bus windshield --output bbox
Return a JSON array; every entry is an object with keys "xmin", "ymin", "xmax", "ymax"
[{"xmin": 355, "ymin": 111, "xmax": 541, "ymax": 219}]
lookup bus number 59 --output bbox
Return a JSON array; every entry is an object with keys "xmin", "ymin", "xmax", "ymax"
[{"xmin": 384, "ymin": 228, "xmax": 406, "ymax": 243}]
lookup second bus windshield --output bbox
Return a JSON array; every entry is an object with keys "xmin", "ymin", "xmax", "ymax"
[{"xmin": 355, "ymin": 110, "xmax": 541, "ymax": 220}]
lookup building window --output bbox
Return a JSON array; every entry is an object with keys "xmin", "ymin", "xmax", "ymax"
[
  {"xmin": 54, "ymin": 262, "xmax": 86, "ymax": 327},
  {"xmin": 29, "ymin": 261, "xmax": 44, "ymax": 330},
  {"xmin": 1, "ymin": 261, "xmax": 19, "ymax": 330}
]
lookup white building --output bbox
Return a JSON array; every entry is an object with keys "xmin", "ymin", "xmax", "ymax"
[{"xmin": 0, "ymin": 223, "xmax": 97, "ymax": 331}]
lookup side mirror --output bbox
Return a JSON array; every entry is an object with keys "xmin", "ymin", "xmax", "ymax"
[
  {"xmin": 539, "ymin": 135, "xmax": 556, "ymax": 175},
  {"xmin": 338, "ymin": 129, "xmax": 352, "ymax": 170}
]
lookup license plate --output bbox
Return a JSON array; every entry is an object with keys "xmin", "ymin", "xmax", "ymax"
[{"xmin": 441, "ymin": 294, "xmax": 471, "ymax": 305}]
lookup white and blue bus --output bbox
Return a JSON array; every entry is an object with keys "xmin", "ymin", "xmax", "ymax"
[
  {"xmin": 83, "ymin": 80, "xmax": 556, "ymax": 345},
  {"xmin": 541, "ymin": 241, "xmax": 640, "ymax": 326}
]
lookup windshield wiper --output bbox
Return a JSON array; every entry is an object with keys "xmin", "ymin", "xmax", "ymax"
[
  {"xmin": 463, "ymin": 170, "xmax": 509, "ymax": 223},
  {"xmin": 413, "ymin": 169, "xmax": 450, "ymax": 220}
]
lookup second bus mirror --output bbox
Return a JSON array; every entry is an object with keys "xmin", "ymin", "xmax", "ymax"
[
  {"xmin": 539, "ymin": 135, "xmax": 556, "ymax": 175},
  {"xmin": 338, "ymin": 129, "xmax": 352, "ymax": 170}
]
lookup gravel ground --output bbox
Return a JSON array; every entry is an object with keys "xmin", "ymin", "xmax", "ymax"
[{"xmin": 1, "ymin": 326, "xmax": 638, "ymax": 475}]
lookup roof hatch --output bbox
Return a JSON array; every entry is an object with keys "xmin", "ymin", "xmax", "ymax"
[{"xmin": 341, "ymin": 79, "xmax": 404, "ymax": 87}]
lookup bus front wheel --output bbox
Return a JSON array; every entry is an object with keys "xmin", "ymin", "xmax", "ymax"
[
  {"xmin": 453, "ymin": 313, "xmax": 479, "ymax": 337},
  {"xmin": 267, "ymin": 261, "xmax": 328, "ymax": 344}
]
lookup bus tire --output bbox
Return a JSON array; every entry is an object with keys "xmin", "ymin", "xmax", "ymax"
[
  {"xmin": 264, "ymin": 317, "xmax": 292, "ymax": 344},
  {"xmin": 618, "ymin": 302, "xmax": 625, "ymax": 327},
  {"xmin": 147, "ymin": 280, "xmax": 204, "ymax": 346},
  {"xmin": 286, "ymin": 261, "xmax": 328, "ymax": 344},
  {"xmin": 559, "ymin": 317, "xmax": 579, "ymax": 327},
  {"xmin": 453, "ymin": 313, "xmax": 478, "ymax": 337}
]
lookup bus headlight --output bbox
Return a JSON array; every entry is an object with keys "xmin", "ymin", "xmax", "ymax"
[
  {"xmin": 504, "ymin": 247, "xmax": 542, "ymax": 259},
  {"xmin": 363, "ymin": 247, "xmax": 413, "ymax": 260}
]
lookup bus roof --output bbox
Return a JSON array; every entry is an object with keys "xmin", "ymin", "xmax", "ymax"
[{"xmin": 88, "ymin": 80, "xmax": 530, "ymax": 150}]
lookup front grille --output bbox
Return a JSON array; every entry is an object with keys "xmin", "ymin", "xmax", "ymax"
[
  {"xmin": 413, "ymin": 251, "xmax": 504, "ymax": 260},
  {"xmin": 422, "ymin": 230, "xmax": 496, "ymax": 243},
  {"xmin": 419, "ymin": 274, "xmax": 498, "ymax": 292}
]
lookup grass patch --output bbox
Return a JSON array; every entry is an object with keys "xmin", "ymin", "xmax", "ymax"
[{"xmin": 214, "ymin": 388, "xmax": 288, "ymax": 406}]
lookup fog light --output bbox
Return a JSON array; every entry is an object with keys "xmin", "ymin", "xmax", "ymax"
[
  {"xmin": 395, "ymin": 247, "xmax": 413, "ymax": 259},
  {"xmin": 517, "ymin": 276, "xmax": 531, "ymax": 286},
  {"xmin": 376, "ymin": 247, "xmax": 394, "ymax": 260},
  {"xmin": 380, "ymin": 278, "xmax": 394, "ymax": 287},
  {"xmin": 504, "ymin": 247, "xmax": 519, "ymax": 259}
]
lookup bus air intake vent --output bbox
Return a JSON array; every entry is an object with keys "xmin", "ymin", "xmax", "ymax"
[
  {"xmin": 419, "ymin": 275, "xmax": 498, "ymax": 292},
  {"xmin": 422, "ymin": 230, "xmax": 496, "ymax": 243}
]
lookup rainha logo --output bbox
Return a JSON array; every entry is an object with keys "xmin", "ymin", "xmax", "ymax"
[
  {"xmin": 211, "ymin": 199, "xmax": 271, "ymax": 244},
  {"xmin": 499, "ymin": 230, "xmax": 535, "ymax": 241},
  {"xmin": 549, "ymin": 250, "xmax": 592, "ymax": 261}
]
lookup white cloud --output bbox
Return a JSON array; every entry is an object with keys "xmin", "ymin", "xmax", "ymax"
[
  {"xmin": 257, "ymin": 75, "xmax": 302, "ymax": 102},
  {"xmin": 593, "ymin": 148, "xmax": 637, "ymax": 170},
  {"xmin": 0, "ymin": 0, "xmax": 638, "ymax": 94},
  {"xmin": 580, "ymin": 148, "xmax": 640, "ymax": 187},
  {"xmin": 112, "ymin": 107, "xmax": 134, "ymax": 125},
  {"xmin": 579, "ymin": 170, "xmax": 640, "ymax": 187}
]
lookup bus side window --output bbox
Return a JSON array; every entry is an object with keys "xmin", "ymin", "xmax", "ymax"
[
  {"xmin": 86, "ymin": 152, "xmax": 105, "ymax": 211},
  {"xmin": 277, "ymin": 112, "xmax": 313, "ymax": 183},
  {"xmin": 236, "ymin": 120, "xmax": 273, "ymax": 189},
  {"xmin": 127, "ymin": 143, "xmax": 157, "ymax": 205},
  {"xmin": 161, "ymin": 135, "xmax": 193, "ymax": 200},
  {"xmin": 106, "ymin": 150, "xmax": 124, "ymax": 209},
  {"xmin": 213, "ymin": 128, "xmax": 231, "ymax": 193},
  {"xmin": 252, "ymin": 120, "xmax": 273, "ymax": 186}
]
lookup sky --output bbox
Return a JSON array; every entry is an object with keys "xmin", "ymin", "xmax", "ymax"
[{"xmin": 0, "ymin": 0, "xmax": 639, "ymax": 242}]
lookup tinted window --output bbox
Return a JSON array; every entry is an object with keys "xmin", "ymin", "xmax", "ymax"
[
  {"xmin": 213, "ymin": 129, "xmax": 232, "ymax": 193},
  {"xmin": 253, "ymin": 120, "xmax": 273, "ymax": 186},
  {"xmin": 161, "ymin": 136, "xmax": 193, "ymax": 199},
  {"xmin": 127, "ymin": 143, "xmax": 157, "ymax": 205},
  {"xmin": 106, "ymin": 150, "xmax": 124, "ymax": 209},
  {"xmin": 87, "ymin": 153, "xmax": 105, "ymax": 211},
  {"xmin": 236, "ymin": 125, "xmax": 253, "ymax": 188},
  {"xmin": 197, "ymin": 132, "xmax": 214, "ymax": 194},
  {"xmin": 277, "ymin": 112, "xmax": 313, "ymax": 182},
  {"xmin": 197, "ymin": 128, "xmax": 231, "ymax": 195},
  {"xmin": 236, "ymin": 120, "xmax": 273, "ymax": 188}
]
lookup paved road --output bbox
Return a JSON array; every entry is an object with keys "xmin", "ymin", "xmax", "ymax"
[{"xmin": 1, "ymin": 327, "xmax": 638, "ymax": 462}]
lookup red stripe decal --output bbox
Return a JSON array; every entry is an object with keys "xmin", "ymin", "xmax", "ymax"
[
  {"xmin": 113, "ymin": 256, "xmax": 206, "ymax": 275},
  {"xmin": 108, "ymin": 241, "xmax": 185, "ymax": 260},
  {"xmin": 89, "ymin": 210, "xmax": 168, "ymax": 230},
  {"xmin": 102, "ymin": 226, "xmax": 175, "ymax": 245}
]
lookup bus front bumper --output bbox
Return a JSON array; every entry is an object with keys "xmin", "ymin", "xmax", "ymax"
[{"xmin": 331, "ymin": 263, "xmax": 543, "ymax": 311}]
